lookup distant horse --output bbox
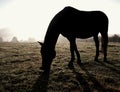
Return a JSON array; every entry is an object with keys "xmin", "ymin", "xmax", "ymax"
[{"xmin": 38, "ymin": 6, "xmax": 109, "ymax": 72}]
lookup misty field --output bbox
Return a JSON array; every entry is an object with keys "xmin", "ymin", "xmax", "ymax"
[{"xmin": 0, "ymin": 41, "xmax": 120, "ymax": 92}]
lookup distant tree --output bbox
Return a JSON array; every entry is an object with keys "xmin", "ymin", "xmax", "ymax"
[
  {"xmin": 109, "ymin": 34, "xmax": 120, "ymax": 42},
  {"xmin": 11, "ymin": 37, "xmax": 19, "ymax": 42},
  {"xmin": 0, "ymin": 37, "xmax": 3, "ymax": 42}
]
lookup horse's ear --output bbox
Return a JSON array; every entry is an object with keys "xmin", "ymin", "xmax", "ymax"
[{"xmin": 37, "ymin": 41, "xmax": 43, "ymax": 46}]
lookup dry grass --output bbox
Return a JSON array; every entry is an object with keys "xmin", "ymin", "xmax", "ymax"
[{"xmin": 0, "ymin": 42, "xmax": 120, "ymax": 92}]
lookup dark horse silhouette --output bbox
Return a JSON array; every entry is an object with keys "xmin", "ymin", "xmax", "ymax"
[{"xmin": 38, "ymin": 6, "xmax": 109, "ymax": 72}]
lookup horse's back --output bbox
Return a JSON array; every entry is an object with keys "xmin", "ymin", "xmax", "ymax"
[
  {"xmin": 49, "ymin": 6, "xmax": 108, "ymax": 38},
  {"xmin": 58, "ymin": 6, "xmax": 107, "ymax": 21}
]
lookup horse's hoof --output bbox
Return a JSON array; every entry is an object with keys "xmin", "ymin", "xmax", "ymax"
[
  {"xmin": 77, "ymin": 61, "xmax": 82, "ymax": 66},
  {"xmin": 40, "ymin": 66, "xmax": 44, "ymax": 70},
  {"xmin": 94, "ymin": 58, "xmax": 99, "ymax": 62},
  {"xmin": 40, "ymin": 67, "xmax": 50, "ymax": 73},
  {"xmin": 94, "ymin": 60, "xmax": 99, "ymax": 62},
  {"xmin": 68, "ymin": 62, "xmax": 74, "ymax": 69},
  {"xmin": 104, "ymin": 58, "xmax": 107, "ymax": 62}
]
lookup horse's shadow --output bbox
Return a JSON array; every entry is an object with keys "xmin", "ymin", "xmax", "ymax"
[
  {"xmin": 31, "ymin": 61, "xmax": 119, "ymax": 92},
  {"xmin": 31, "ymin": 71, "xmax": 50, "ymax": 92},
  {"xmin": 71, "ymin": 67, "xmax": 91, "ymax": 92},
  {"xmin": 98, "ymin": 61, "xmax": 120, "ymax": 74},
  {"xmin": 69, "ymin": 64, "xmax": 106, "ymax": 92}
]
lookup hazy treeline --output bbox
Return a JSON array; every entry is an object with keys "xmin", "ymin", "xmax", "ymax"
[
  {"xmin": 0, "ymin": 36, "xmax": 36, "ymax": 42},
  {"xmin": 85, "ymin": 34, "xmax": 120, "ymax": 42},
  {"xmin": 88, "ymin": 34, "xmax": 120, "ymax": 42},
  {"xmin": 0, "ymin": 34, "xmax": 120, "ymax": 43},
  {"xmin": 108, "ymin": 34, "xmax": 120, "ymax": 42}
]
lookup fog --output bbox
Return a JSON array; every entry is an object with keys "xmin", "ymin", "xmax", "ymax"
[{"xmin": 0, "ymin": 0, "xmax": 120, "ymax": 41}]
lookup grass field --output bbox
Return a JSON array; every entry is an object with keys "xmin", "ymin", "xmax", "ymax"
[{"xmin": 0, "ymin": 41, "xmax": 120, "ymax": 92}]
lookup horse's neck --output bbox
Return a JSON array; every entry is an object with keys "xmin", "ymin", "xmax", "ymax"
[{"xmin": 44, "ymin": 29, "xmax": 60, "ymax": 50}]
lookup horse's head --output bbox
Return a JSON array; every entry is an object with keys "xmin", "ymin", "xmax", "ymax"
[{"xmin": 38, "ymin": 41, "xmax": 56, "ymax": 72}]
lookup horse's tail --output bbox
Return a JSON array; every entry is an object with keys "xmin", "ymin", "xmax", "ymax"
[
  {"xmin": 99, "ymin": 12, "xmax": 109, "ymax": 61},
  {"xmin": 100, "ymin": 14, "xmax": 109, "ymax": 54}
]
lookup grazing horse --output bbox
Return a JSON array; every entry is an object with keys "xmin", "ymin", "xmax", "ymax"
[{"xmin": 38, "ymin": 6, "xmax": 109, "ymax": 72}]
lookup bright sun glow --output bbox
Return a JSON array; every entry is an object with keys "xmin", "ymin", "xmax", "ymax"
[{"xmin": 0, "ymin": 0, "xmax": 120, "ymax": 41}]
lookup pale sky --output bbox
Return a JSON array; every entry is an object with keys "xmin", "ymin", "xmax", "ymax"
[{"xmin": 0, "ymin": 0, "xmax": 120, "ymax": 41}]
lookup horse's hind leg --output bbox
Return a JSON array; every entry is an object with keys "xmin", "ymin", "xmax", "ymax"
[
  {"xmin": 94, "ymin": 36, "xmax": 99, "ymax": 61},
  {"xmin": 74, "ymin": 40, "xmax": 81, "ymax": 65},
  {"xmin": 101, "ymin": 32, "xmax": 108, "ymax": 62}
]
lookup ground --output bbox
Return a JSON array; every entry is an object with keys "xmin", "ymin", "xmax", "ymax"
[{"xmin": 0, "ymin": 41, "xmax": 120, "ymax": 92}]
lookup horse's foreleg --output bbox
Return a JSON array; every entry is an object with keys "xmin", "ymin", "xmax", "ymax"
[
  {"xmin": 74, "ymin": 41, "xmax": 81, "ymax": 65},
  {"xmin": 94, "ymin": 36, "xmax": 99, "ymax": 61}
]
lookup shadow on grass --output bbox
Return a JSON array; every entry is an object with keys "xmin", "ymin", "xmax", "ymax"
[
  {"xmin": 80, "ymin": 65, "xmax": 107, "ymax": 92},
  {"xmin": 71, "ymin": 68, "xmax": 91, "ymax": 92},
  {"xmin": 69, "ymin": 64, "xmax": 106, "ymax": 92},
  {"xmin": 31, "ymin": 71, "xmax": 50, "ymax": 92},
  {"xmin": 98, "ymin": 61, "xmax": 120, "ymax": 74}
]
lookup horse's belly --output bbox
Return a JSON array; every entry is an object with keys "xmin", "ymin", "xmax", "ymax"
[
  {"xmin": 76, "ymin": 32, "xmax": 93, "ymax": 39},
  {"xmin": 61, "ymin": 30, "xmax": 95, "ymax": 39},
  {"xmin": 76, "ymin": 35, "xmax": 93, "ymax": 39}
]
